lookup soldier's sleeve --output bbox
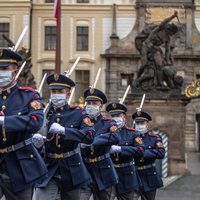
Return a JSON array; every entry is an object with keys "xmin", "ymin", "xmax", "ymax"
[
  {"xmin": 121, "ymin": 133, "xmax": 144, "ymax": 158},
  {"xmin": 62, "ymin": 110, "xmax": 95, "ymax": 144},
  {"xmin": 143, "ymin": 135, "xmax": 165, "ymax": 159},
  {"xmin": 92, "ymin": 119, "xmax": 119, "ymax": 146},
  {"xmin": 4, "ymin": 92, "xmax": 44, "ymax": 134}
]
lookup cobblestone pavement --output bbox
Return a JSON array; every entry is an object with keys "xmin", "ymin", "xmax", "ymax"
[{"xmin": 156, "ymin": 175, "xmax": 200, "ymax": 200}]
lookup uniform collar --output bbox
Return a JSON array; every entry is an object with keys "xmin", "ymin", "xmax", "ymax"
[
  {"xmin": 91, "ymin": 114, "xmax": 102, "ymax": 123},
  {"xmin": 53, "ymin": 103, "xmax": 69, "ymax": 112},
  {"xmin": 0, "ymin": 83, "xmax": 18, "ymax": 96}
]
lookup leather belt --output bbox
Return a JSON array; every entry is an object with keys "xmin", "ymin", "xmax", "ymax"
[
  {"xmin": 136, "ymin": 163, "xmax": 155, "ymax": 170},
  {"xmin": 114, "ymin": 161, "xmax": 135, "ymax": 168},
  {"xmin": 85, "ymin": 153, "xmax": 110, "ymax": 163},
  {"xmin": 47, "ymin": 148, "xmax": 79, "ymax": 159},
  {"xmin": 0, "ymin": 138, "xmax": 33, "ymax": 154}
]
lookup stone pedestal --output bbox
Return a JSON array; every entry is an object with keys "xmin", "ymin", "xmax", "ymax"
[{"xmin": 126, "ymin": 93, "xmax": 190, "ymax": 175}]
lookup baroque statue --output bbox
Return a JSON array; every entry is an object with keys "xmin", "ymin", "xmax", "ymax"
[{"xmin": 134, "ymin": 11, "xmax": 183, "ymax": 91}]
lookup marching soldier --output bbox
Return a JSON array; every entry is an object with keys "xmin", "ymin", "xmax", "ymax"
[
  {"xmin": 106, "ymin": 102, "xmax": 144, "ymax": 200},
  {"xmin": 0, "ymin": 49, "xmax": 47, "ymax": 199},
  {"xmin": 80, "ymin": 88, "xmax": 119, "ymax": 200},
  {"xmin": 132, "ymin": 111, "xmax": 165, "ymax": 200},
  {"xmin": 34, "ymin": 74, "xmax": 95, "ymax": 200}
]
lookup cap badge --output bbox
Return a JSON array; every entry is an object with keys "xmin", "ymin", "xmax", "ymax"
[
  {"xmin": 112, "ymin": 103, "xmax": 116, "ymax": 109},
  {"xmin": 54, "ymin": 74, "xmax": 59, "ymax": 81}
]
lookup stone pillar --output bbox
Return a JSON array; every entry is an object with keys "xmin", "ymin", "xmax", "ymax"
[{"xmin": 185, "ymin": 6, "xmax": 193, "ymax": 49}]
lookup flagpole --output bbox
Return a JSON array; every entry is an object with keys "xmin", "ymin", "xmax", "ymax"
[{"xmin": 55, "ymin": 0, "xmax": 61, "ymax": 73}]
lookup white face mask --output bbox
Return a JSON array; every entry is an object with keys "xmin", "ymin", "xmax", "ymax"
[
  {"xmin": 0, "ymin": 70, "xmax": 14, "ymax": 88},
  {"xmin": 85, "ymin": 105, "xmax": 100, "ymax": 118},
  {"xmin": 51, "ymin": 93, "xmax": 67, "ymax": 108},
  {"xmin": 135, "ymin": 124, "xmax": 148, "ymax": 134},
  {"xmin": 113, "ymin": 117, "xmax": 125, "ymax": 129}
]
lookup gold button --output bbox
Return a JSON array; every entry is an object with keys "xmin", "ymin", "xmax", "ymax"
[
  {"xmin": 126, "ymin": 143, "xmax": 128, "ymax": 145},
  {"xmin": 70, "ymin": 125, "xmax": 73, "ymax": 127},
  {"xmin": 3, "ymin": 96, "xmax": 6, "ymax": 100},
  {"xmin": 108, "ymin": 165, "xmax": 110, "ymax": 168},
  {"xmin": 57, "ymin": 113, "xmax": 61, "ymax": 116},
  {"xmin": 30, "ymin": 154, "xmax": 34, "ymax": 158},
  {"xmin": 2, "ymin": 105, "xmax": 6, "ymax": 110},
  {"xmin": 149, "ymin": 146, "xmax": 151, "ymax": 148},
  {"xmin": 57, "ymin": 144, "xmax": 61, "ymax": 148},
  {"xmin": 78, "ymin": 162, "xmax": 81, "ymax": 165},
  {"xmin": 154, "ymin": 172, "xmax": 156, "ymax": 175},
  {"xmin": 18, "ymin": 112, "xmax": 21, "ymax": 116},
  {"xmin": 3, "ymin": 138, "xmax": 6, "ymax": 142}
]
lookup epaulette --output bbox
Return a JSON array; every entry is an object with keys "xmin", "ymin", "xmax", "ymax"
[
  {"xmin": 148, "ymin": 132, "xmax": 159, "ymax": 137},
  {"xmin": 70, "ymin": 105, "xmax": 83, "ymax": 110},
  {"xmin": 127, "ymin": 127, "xmax": 135, "ymax": 131},
  {"xmin": 102, "ymin": 117, "xmax": 112, "ymax": 121},
  {"xmin": 19, "ymin": 86, "xmax": 36, "ymax": 92}
]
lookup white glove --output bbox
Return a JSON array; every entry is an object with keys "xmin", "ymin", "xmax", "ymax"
[
  {"xmin": 0, "ymin": 116, "xmax": 4, "ymax": 126},
  {"xmin": 110, "ymin": 145, "xmax": 121, "ymax": 154},
  {"xmin": 49, "ymin": 123, "xmax": 65, "ymax": 135},
  {"xmin": 32, "ymin": 133, "xmax": 44, "ymax": 148}
]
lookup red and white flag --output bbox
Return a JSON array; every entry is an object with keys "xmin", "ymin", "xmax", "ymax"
[{"xmin": 54, "ymin": 0, "xmax": 59, "ymax": 21}]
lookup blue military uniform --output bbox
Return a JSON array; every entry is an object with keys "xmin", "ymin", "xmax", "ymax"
[
  {"xmin": 36, "ymin": 74, "xmax": 95, "ymax": 199},
  {"xmin": 106, "ymin": 103, "xmax": 144, "ymax": 199},
  {"xmin": 132, "ymin": 111, "xmax": 165, "ymax": 200},
  {"xmin": 0, "ymin": 49, "xmax": 47, "ymax": 194},
  {"xmin": 80, "ymin": 88, "xmax": 119, "ymax": 200}
]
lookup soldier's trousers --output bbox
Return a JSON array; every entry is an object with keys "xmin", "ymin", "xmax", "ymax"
[
  {"xmin": 80, "ymin": 184, "xmax": 112, "ymax": 200},
  {"xmin": 0, "ymin": 172, "xmax": 33, "ymax": 200},
  {"xmin": 110, "ymin": 186, "xmax": 140, "ymax": 200},
  {"xmin": 34, "ymin": 179, "xmax": 80, "ymax": 200},
  {"xmin": 139, "ymin": 189, "xmax": 156, "ymax": 200}
]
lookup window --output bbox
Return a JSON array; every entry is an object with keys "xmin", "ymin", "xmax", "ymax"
[
  {"xmin": 76, "ymin": 26, "xmax": 88, "ymax": 51},
  {"xmin": 0, "ymin": 23, "xmax": 9, "ymax": 48},
  {"xmin": 75, "ymin": 70, "xmax": 89, "ymax": 104},
  {"xmin": 42, "ymin": 69, "xmax": 55, "ymax": 100},
  {"xmin": 45, "ymin": 0, "xmax": 54, "ymax": 2},
  {"xmin": 77, "ymin": 0, "xmax": 89, "ymax": 3},
  {"xmin": 121, "ymin": 73, "xmax": 134, "ymax": 86},
  {"xmin": 45, "ymin": 26, "xmax": 56, "ymax": 50}
]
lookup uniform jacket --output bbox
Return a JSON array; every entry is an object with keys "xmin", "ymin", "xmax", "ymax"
[
  {"xmin": 0, "ymin": 84, "xmax": 47, "ymax": 192},
  {"xmin": 111, "ymin": 127, "xmax": 144, "ymax": 194},
  {"xmin": 38, "ymin": 104, "xmax": 95, "ymax": 192},
  {"xmin": 135, "ymin": 131, "xmax": 165, "ymax": 192},
  {"xmin": 81, "ymin": 115, "xmax": 120, "ymax": 191}
]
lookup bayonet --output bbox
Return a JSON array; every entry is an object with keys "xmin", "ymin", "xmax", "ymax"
[
  {"xmin": 12, "ymin": 26, "xmax": 28, "ymax": 52},
  {"xmin": 68, "ymin": 87, "xmax": 75, "ymax": 105},
  {"xmin": 93, "ymin": 68, "xmax": 101, "ymax": 88},
  {"xmin": 65, "ymin": 56, "xmax": 80, "ymax": 77},
  {"xmin": 136, "ymin": 94, "xmax": 146, "ymax": 112},
  {"xmin": 15, "ymin": 61, "xmax": 26, "ymax": 81},
  {"xmin": 119, "ymin": 85, "xmax": 130, "ymax": 104},
  {"xmin": 37, "ymin": 73, "xmax": 47, "ymax": 94}
]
